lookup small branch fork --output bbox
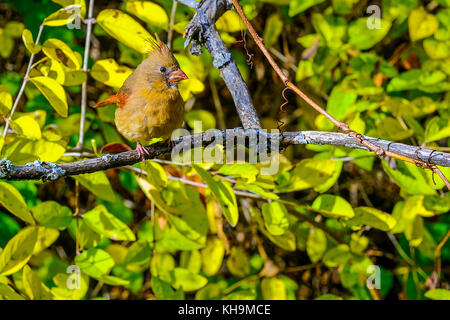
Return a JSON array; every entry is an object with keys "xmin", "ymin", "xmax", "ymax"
[{"xmin": 230, "ymin": 0, "xmax": 450, "ymax": 189}]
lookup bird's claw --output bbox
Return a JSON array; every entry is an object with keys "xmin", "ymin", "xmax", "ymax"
[{"xmin": 136, "ymin": 142, "xmax": 151, "ymax": 161}]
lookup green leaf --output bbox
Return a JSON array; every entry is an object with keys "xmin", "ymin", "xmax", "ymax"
[
  {"xmin": 382, "ymin": 160, "xmax": 436, "ymax": 195},
  {"xmin": 193, "ymin": 165, "xmax": 239, "ymax": 227},
  {"xmin": 289, "ymin": 0, "xmax": 325, "ymax": 17},
  {"xmin": 22, "ymin": 265, "xmax": 53, "ymax": 300},
  {"xmin": 96, "ymin": 9, "xmax": 153, "ymax": 54},
  {"xmin": 90, "ymin": 59, "xmax": 133, "ymax": 88},
  {"xmin": 263, "ymin": 14, "xmax": 283, "ymax": 49},
  {"xmin": 262, "ymin": 202, "xmax": 290, "ymax": 236},
  {"xmin": 184, "ymin": 110, "xmax": 216, "ymax": 131},
  {"xmin": 151, "ymin": 276, "xmax": 184, "ymax": 300},
  {"xmin": 0, "ymin": 283, "xmax": 26, "ymax": 300},
  {"xmin": 124, "ymin": 1, "xmax": 169, "ymax": 29},
  {"xmin": 348, "ymin": 18, "xmax": 392, "ymax": 50},
  {"xmin": 0, "ymin": 181, "xmax": 35, "ymax": 224},
  {"xmin": 409, "ymin": 7, "xmax": 439, "ymax": 41},
  {"xmin": 33, "ymin": 227, "xmax": 60, "ymax": 254},
  {"xmin": 43, "ymin": 4, "xmax": 82, "ymax": 27},
  {"xmin": 261, "ymin": 277, "xmax": 287, "ymax": 300},
  {"xmin": 31, "ymin": 201, "xmax": 72, "ymax": 230},
  {"xmin": 326, "ymin": 86, "xmax": 357, "ymax": 120},
  {"xmin": 423, "ymin": 38, "xmax": 450, "ymax": 59},
  {"xmin": 30, "ymin": 76, "xmax": 68, "ymax": 117},
  {"xmin": 350, "ymin": 207, "xmax": 397, "ymax": 231},
  {"xmin": 276, "ymin": 159, "xmax": 342, "ymax": 193},
  {"xmin": 0, "ymin": 226, "xmax": 39, "ymax": 276},
  {"xmin": 51, "ymin": 272, "xmax": 89, "ymax": 300},
  {"xmin": 218, "ymin": 163, "xmax": 258, "ymax": 183},
  {"xmin": 235, "ymin": 181, "xmax": 279, "ymax": 200},
  {"xmin": 215, "ymin": 11, "xmax": 245, "ymax": 32},
  {"xmin": 21, "ymin": 29, "xmax": 41, "ymax": 54},
  {"xmin": 97, "ymin": 274, "xmax": 130, "ymax": 286},
  {"xmin": 315, "ymin": 294, "xmax": 342, "ymax": 300},
  {"xmin": 425, "ymin": 289, "xmax": 450, "ymax": 300},
  {"xmin": 306, "ymin": 228, "xmax": 327, "ymax": 263},
  {"xmin": 171, "ymin": 268, "xmax": 208, "ymax": 292},
  {"xmin": 140, "ymin": 160, "xmax": 167, "ymax": 191},
  {"xmin": 226, "ymin": 247, "xmax": 250, "ymax": 278},
  {"xmin": 323, "ymin": 244, "xmax": 351, "ymax": 267},
  {"xmin": 83, "ymin": 205, "xmax": 136, "ymax": 241},
  {"xmin": 0, "ymin": 88, "xmax": 12, "ymax": 116},
  {"xmin": 75, "ymin": 247, "xmax": 115, "ymax": 278},
  {"xmin": 123, "ymin": 240, "xmax": 151, "ymax": 272},
  {"xmin": 201, "ymin": 237, "xmax": 225, "ymax": 276},
  {"xmin": 311, "ymin": 194, "xmax": 355, "ymax": 218},
  {"xmin": 74, "ymin": 171, "xmax": 116, "ymax": 203}
]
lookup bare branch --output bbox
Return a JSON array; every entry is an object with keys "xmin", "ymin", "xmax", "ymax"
[
  {"xmin": 184, "ymin": 0, "xmax": 261, "ymax": 129},
  {"xmin": 1, "ymin": 130, "xmax": 449, "ymax": 181}
]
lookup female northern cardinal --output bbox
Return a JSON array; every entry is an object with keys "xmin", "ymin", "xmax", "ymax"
[{"xmin": 93, "ymin": 40, "xmax": 188, "ymax": 160}]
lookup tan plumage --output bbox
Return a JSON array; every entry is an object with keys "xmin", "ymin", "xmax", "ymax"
[{"xmin": 93, "ymin": 40, "xmax": 188, "ymax": 159}]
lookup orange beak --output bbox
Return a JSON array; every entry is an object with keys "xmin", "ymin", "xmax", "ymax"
[{"xmin": 168, "ymin": 68, "xmax": 188, "ymax": 83}]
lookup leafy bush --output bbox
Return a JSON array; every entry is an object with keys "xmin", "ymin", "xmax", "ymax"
[{"xmin": 0, "ymin": 0, "xmax": 449, "ymax": 300}]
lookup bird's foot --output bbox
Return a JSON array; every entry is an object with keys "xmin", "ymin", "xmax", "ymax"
[{"xmin": 136, "ymin": 142, "xmax": 151, "ymax": 161}]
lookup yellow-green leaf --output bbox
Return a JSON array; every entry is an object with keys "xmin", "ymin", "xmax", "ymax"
[
  {"xmin": 216, "ymin": 10, "xmax": 245, "ymax": 32},
  {"xmin": 193, "ymin": 164, "xmax": 239, "ymax": 227},
  {"xmin": 425, "ymin": 289, "xmax": 450, "ymax": 300},
  {"xmin": 350, "ymin": 207, "xmax": 397, "ymax": 231},
  {"xmin": 261, "ymin": 277, "xmax": 286, "ymax": 300},
  {"xmin": 10, "ymin": 115, "xmax": 42, "ymax": 140},
  {"xmin": 306, "ymin": 228, "xmax": 327, "ymax": 263},
  {"xmin": 0, "ymin": 87, "xmax": 13, "ymax": 116},
  {"xmin": 43, "ymin": 4, "xmax": 83, "ymax": 27},
  {"xmin": 0, "ymin": 181, "xmax": 35, "ymax": 224},
  {"xmin": 51, "ymin": 272, "xmax": 89, "ymax": 300},
  {"xmin": 22, "ymin": 265, "xmax": 53, "ymax": 300},
  {"xmin": 30, "ymin": 76, "xmax": 68, "ymax": 117},
  {"xmin": 42, "ymin": 38, "xmax": 80, "ymax": 69},
  {"xmin": 96, "ymin": 9, "xmax": 153, "ymax": 54},
  {"xmin": 409, "ymin": 7, "xmax": 439, "ymax": 41},
  {"xmin": 22, "ymin": 29, "xmax": 41, "ymax": 54},
  {"xmin": 201, "ymin": 238, "xmax": 225, "ymax": 276},
  {"xmin": 33, "ymin": 227, "xmax": 60, "ymax": 254},
  {"xmin": 0, "ymin": 226, "xmax": 39, "ymax": 276},
  {"xmin": 83, "ymin": 205, "xmax": 136, "ymax": 241},
  {"xmin": 90, "ymin": 59, "xmax": 132, "ymax": 88},
  {"xmin": 311, "ymin": 194, "xmax": 355, "ymax": 218},
  {"xmin": 74, "ymin": 171, "xmax": 116, "ymax": 203},
  {"xmin": 262, "ymin": 202, "xmax": 290, "ymax": 236},
  {"xmin": 125, "ymin": 1, "xmax": 169, "ymax": 29}
]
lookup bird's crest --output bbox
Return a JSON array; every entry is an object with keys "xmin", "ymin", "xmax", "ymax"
[{"xmin": 142, "ymin": 34, "xmax": 169, "ymax": 56}]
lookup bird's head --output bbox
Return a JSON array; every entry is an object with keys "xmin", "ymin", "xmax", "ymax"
[{"xmin": 142, "ymin": 41, "xmax": 188, "ymax": 91}]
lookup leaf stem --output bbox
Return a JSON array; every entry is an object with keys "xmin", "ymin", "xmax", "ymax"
[
  {"xmin": 2, "ymin": 24, "xmax": 44, "ymax": 139},
  {"xmin": 77, "ymin": 0, "xmax": 95, "ymax": 150}
]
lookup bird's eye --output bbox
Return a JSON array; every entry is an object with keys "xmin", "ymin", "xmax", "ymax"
[{"xmin": 160, "ymin": 66, "xmax": 167, "ymax": 73}]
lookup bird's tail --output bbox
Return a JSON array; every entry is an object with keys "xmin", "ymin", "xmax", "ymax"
[{"xmin": 92, "ymin": 94, "xmax": 121, "ymax": 108}]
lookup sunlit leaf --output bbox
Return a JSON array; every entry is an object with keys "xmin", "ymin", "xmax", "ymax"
[
  {"xmin": 0, "ymin": 226, "xmax": 39, "ymax": 276},
  {"xmin": 74, "ymin": 171, "xmax": 116, "ymax": 203},
  {"xmin": 125, "ymin": 1, "xmax": 169, "ymax": 29},
  {"xmin": 409, "ymin": 7, "xmax": 439, "ymax": 41},
  {"xmin": 42, "ymin": 38, "xmax": 80, "ymax": 69},
  {"xmin": 83, "ymin": 205, "xmax": 135, "ymax": 241},
  {"xmin": 43, "ymin": 4, "xmax": 83, "ymax": 27},
  {"xmin": 90, "ymin": 59, "xmax": 132, "ymax": 88},
  {"xmin": 30, "ymin": 76, "xmax": 68, "ymax": 117},
  {"xmin": 0, "ymin": 181, "xmax": 35, "ymax": 224},
  {"xmin": 96, "ymin": 9, "xmax": 153, "ymax": 54}
]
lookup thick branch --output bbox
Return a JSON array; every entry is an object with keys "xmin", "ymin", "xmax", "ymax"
[
  {"xmin": 184, "ymin": 0, "xmax": 261, "ymax": 129},
  {"xmin": 1, "ymin": 130, "xmax": 449, "ymax": 181}
]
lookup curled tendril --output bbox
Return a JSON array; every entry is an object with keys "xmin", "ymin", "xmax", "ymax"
[{"xmin": 277, "ymin": 86, "xmax": 292, "ymax": 132}]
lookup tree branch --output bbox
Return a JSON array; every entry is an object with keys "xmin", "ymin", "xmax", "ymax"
[
  {"xmin": 1, "ymin": 129, "xmax": 449, "ymax": 181},
  {"xmin": 184, "ymin": 0, "xmax": 261, "ymax": 129}
]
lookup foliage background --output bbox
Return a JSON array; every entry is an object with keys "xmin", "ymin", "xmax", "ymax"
[{"xmin": 0, "ymin": 0, "xmax": 450, "ymax": 300}]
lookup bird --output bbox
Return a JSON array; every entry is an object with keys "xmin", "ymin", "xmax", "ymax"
[{"xmin": 92, "ymin": 39, "xmax": 188, "ymax": 161}]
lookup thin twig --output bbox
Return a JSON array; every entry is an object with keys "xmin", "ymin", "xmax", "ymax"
[
  {"xmin": 76, "ymin": 0, "xmax": 95, "ymax": 150},
  {"xmin": 435, "ymin": 230, "xmax": 450, "ymax": 277},
  {"xmin": 167, "ymin": 0, "xmax": 178, "ymax": 49},
  {"xmin": 3, "ymin": 24, "xmax": 44, "ymax": 139},
  {"xmin": 230, "ymin": 0, "xmax": 450, "ymax": 190}
]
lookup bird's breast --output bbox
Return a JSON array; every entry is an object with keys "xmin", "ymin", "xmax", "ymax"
[{"xmin": 115, "ymin": 90, "xmax": 184, "ymax": 142}]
